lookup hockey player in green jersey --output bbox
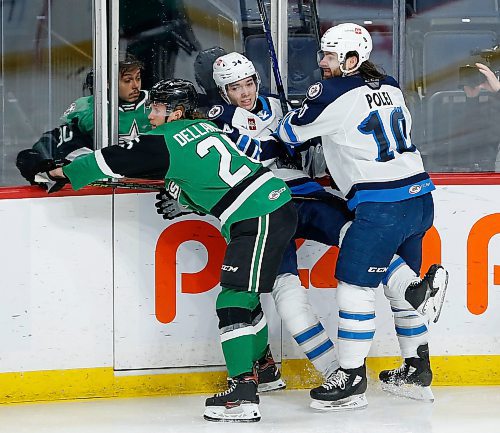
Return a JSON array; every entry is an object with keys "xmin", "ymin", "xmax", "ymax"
[
  {"xmin": 61, "ymin": 54, "xmax": 151, "ymax": 143},
  {"xmin": 16, "ymin": 54, "xmax": 152, "ymax": 187},
  {"xmin": 39, "ymin": 79, "xmax": 297, "ymax": 423}
]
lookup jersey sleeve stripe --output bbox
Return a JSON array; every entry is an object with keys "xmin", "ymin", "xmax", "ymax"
[
  {"xmin": 95, "ymin": 149, "xmax": 124, "ymax": 178},
  {"xmin": 219, "ymin": 171, "xmax": 274, "ymax": 226},
  {"xmin": 236, "ymin": 135, "xmax": 251, "ymax": 153},
  {"xmin": 278, "ymin": 112, "xmax": 300, "ymax": 145}
]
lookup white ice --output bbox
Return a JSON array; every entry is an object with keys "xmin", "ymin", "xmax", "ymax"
[{"xmin": 1, "ymin": 386, "xmax": 499, "ymax": 433}]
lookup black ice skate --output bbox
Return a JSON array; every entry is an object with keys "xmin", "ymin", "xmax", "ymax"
[
  {"xmin": 379, "ymin": 343, "xmax": 434, "ymax": 402},
  {"xmin": 204, "ymin": 371, "xmax": 261, "ymax": 422},
  {"xmin": 256, "ymin": 346, "xmax": 286, "ymax": 392},
  {"xmin": 310, "ymin": 364, "xmax": 368, "ymax": 411},
  {"xmin": 405, "ymin": 264, "xmax": 448, "ymax": 323}
]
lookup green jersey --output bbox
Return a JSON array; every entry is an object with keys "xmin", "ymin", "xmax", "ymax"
[
  {"xmin": 63, "ymin": 118, "xmax": 291, "ymax": 238},
  {"xmin": 60, "ymin": 90, "xmax": 152, "ymax": 141}
]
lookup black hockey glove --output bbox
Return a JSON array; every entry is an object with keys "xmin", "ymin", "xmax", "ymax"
[
  {"xmin": 15, "ymin": 150, "xmax": 69, "ymax": 193},
  {"xmin": 34, "ymin": 170, "xmax": 69, "ymax": 194},
  {"xmin": 16, "ymin": 149, "xmax": 50, "ymax": 184},
  {"xmin": 155, "ymin": 188, "xmax": 193, "ymax": 220}
]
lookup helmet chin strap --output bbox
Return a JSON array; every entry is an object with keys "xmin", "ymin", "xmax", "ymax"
[{"xmin": 249, "ymin": 94, "xmax": 258, "ymax": 111}]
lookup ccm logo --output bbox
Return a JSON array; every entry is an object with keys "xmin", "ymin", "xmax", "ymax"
[
  {"xmin": 368, "ymin": 266, "xmax": 388, "ymax": 273},
  {"xmin": 222, "ymin": 265, "xmax": 239, "ymax": 272}
]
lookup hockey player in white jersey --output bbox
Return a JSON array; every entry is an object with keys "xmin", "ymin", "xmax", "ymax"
[
  {"xmin": 276, "ymin": 23, "xmax": 448, "ymax": 410},
  {"xmin": 209, "ymin": 52, "xmax": 346, "ymax": 392}
]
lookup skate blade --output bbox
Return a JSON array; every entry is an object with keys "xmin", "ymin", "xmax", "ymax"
[
  {"xmin": 258, "ymin": 378, "xmax": 286, "ymax": 393},
  {"xmin": 310, "ymin": 394, "xmax": 368, "ymax": 411},
  {"xmin": 203, "ymin": 403, "xmax": 261, "ymax": 423},
  {"xmin": 381, "ymin": 382, "xmax": 434, "ymax": 402},
  {"xmin": 422, "ymin": 268, "xmax": 449, "ymax": 324}
]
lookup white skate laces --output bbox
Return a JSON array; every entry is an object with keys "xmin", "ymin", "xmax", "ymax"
[
  {"xmin": 215, "ymin": 380, "xmax": 237, "ymax": 397},
  {"xmin": 322, "ymin": 370, "xmax": 349, "ymax": 390}
]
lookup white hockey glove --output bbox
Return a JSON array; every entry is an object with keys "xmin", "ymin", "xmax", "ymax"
[{"xmin": 155, "ymin": 188, "xmax": 193, "ymax": 220}]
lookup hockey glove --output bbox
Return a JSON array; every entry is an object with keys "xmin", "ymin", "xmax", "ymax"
[
  {"xmin": 16, "ymin": 149, "xmax": 49, "ymax": 184},
  {"xmin": 155, "ymin": 189, "xmax": 193, "ymax": 220},
  {"xmin": 16, "ymin": 150, "xmax": 69, "ymax": 193},
  {"xmin": 34, "ymin": 170, "xmax": 69, "ymax": 194}
]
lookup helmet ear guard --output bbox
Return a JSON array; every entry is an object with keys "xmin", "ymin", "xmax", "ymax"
[
  {"xmin": 320, "ymin": 23, "xmax": 372, "ymax": 74},
  {"xmin": 212, "ymin": 52, "xmax": 261, "ymax": 103}
]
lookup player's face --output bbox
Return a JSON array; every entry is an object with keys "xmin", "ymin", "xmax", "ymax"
[
  {"xmin": 119, "ymin": 67, "xmax": 142, "ymax": 102},
  {"xmin": 318, "ymin": 51, "xmax": 342, "ymax": 78},
  {"xmin": 148, "ymin": 103, "xmax": 167, "ymax": 128},
  {"xmin": 226, "ymin": 77, "xmax": 257, "ymax": 110}
]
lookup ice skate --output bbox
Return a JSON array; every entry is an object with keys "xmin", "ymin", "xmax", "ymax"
[
  {"xmin": 256, "ymin": 346, "xmax": 286, "ymax": 392},
  {"xmin": 310, "ymin": 364, "xmax": 368, "ymax": 411},
  {"xmin": 379, "ymin": 343, "xmax": 434, "ymax": 402},
  {"xmin": 204, "ymin": 371, "xmax": 261, "ymax": 422},
  {"xmin": 405, "ymin": 264, "xmax": 448, "ymax": 323}
]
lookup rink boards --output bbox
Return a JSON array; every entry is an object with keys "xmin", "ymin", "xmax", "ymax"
[{"xmin": 0, "ymin": 184, "xmax": 499, "ymax": 403}]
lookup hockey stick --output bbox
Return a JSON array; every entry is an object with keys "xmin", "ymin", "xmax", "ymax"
[
  {"xmin": 34, "ymin": 173, "xmax": 164, "ymax": 191},
  {"xmin": 309, "ymin": 0, "xmax": 321, "ymax": 50},
  {"xmin": 256, "ymin": 0, "xmax": 289, "ymax": 116},
  {"xmin": 89, "ymin": 180, "xmax": 164, "ymax": 191}
]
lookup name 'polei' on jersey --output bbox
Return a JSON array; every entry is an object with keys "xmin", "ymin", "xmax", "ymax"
[
  {"xmin": 365, "ymin": 91, "xmax": 393, "ymax": 110},
  {"xmin": 173, "ymin": 122, "xmax": 220, "ymax": 146}
]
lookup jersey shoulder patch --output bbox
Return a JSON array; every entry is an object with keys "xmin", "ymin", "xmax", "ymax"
[
  {"xmin": 63, "ymin": 102, "xmax": 77, "ymax": 117},
  {"xmin": 306, "ymin": 82, "xmax": 323, "ymax": 100},
  {"xmin": 207, "ymin": 105, "xmax": 224, "ymax": 119}
]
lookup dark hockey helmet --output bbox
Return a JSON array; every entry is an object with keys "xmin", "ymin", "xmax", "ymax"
[
  {"xmin": 147, "ymin": 79, "xmax": 198, "ymax": 116},
  {"xmin": 83, "ymin": 70, "xmax": 93, "ymax": 95},
  {"xmin": 194, "ymin": 46, "xmax": 227, "ymax": 92}
]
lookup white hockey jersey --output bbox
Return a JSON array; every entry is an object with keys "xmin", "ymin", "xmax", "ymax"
[
  {"xmin": 276, "ymin": 75, "xmax": 435, "ymax": 209},
  {"xmin": 207, "ymin": 95, "xmax": 325, "ymax": 197}
]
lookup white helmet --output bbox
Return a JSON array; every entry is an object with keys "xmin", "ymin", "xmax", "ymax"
[
  {"xmin": 212, "ymin": 52, "xmax": 261, "ymax": 103},
  {"xmin": 320, "ymin": 23, "xmax": 372, "ymax": 73}
]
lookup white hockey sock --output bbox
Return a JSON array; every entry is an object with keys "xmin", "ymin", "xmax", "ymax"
[
  {"xmin": 272, "ymin": 273, "xmax": 338, "ymax": 376},
  {"xmin": 393, "ymin": 309, "xmax": 429, "ymax": 359},
  {"xmin": 383, "ymin": 256, "xmax": 429, "ymax": 359},
  {"xmin": 336, "ymin": 282, "xmax": 376, "ymax": 369},
  {"xmin": 383, "ymin": 255, "xmax": 420, "ymax": 307}
]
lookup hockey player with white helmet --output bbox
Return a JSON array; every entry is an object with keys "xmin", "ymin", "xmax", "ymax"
[
  {"xmin": 276, "ymin": 23, "xmax": 449, "ymax": 410},
  {"xmin": 210, "ymin": 51, "xmax": 350, "ymax": 390}
]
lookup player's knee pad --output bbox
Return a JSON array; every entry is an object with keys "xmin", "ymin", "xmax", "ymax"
[
  {"xmin": 216, "ymin": 306, "xmax": 253, "ymax": 329},
  {"xmin": 272, "ymin": 273, "xmax": 315, "ymax": 327},
  {"xmin": 338, "ymin": 221, "xmax": 352, "ymax": 248}
]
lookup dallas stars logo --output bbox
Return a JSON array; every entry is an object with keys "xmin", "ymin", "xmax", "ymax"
[{"xmin": 119, "ymin": 119, "xmax": 140, "ymax": 144}]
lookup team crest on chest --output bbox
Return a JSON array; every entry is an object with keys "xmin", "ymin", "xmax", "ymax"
[
  {"xmin": 307, "ymin": 82, "xmax": 323, "ymax": 99},
  {"xmin": 248, "ymin": 117, "xmax": 257, "ymax": 130}
]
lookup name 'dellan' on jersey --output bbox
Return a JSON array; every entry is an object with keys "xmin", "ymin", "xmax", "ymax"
[{"xmin": 277, "ymin": 75, "xmax": 435, "ymax": 209}]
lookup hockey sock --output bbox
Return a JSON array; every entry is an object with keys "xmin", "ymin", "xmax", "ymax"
[
  {"xmin": 272, "ymin": 273, "xmax": 338, "ymax": 376},
  {"xmin": 383, "ymin": 257, "xmax": 429, "ymax": 358},
  {"xmin": 383, "ymin": 255, "xmax": 420, "ymax": 305},
  {"xmin": 336, "ymin": 282, "xmax": 376, "ymax": 369},
  {"xmin": 252, "ymin": 304, "xmax": 269, "ymax": 362},
  {"xmin": 216, "ymin": 287, "xmax": 261, "ymax": 377}
]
